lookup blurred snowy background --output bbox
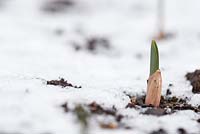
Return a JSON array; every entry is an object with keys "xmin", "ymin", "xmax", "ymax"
[{"xmin": 0, "ymin": 0, "xmax": 200, "ymax": 133}]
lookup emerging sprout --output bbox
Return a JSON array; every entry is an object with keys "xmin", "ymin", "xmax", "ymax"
[
  {"xmin": 145, "ymin": 40, "xmax": 162, "ymax": 107},
  {"xmin": 150, "ymin": 40, "xmax": 159, "ymax": 76}
]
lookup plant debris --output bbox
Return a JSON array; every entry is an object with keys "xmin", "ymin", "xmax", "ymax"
[
  {"xmin": 74, "ymin": 105, "xmax": 90, "ymax": 127},
  {"xmin": 88, "ymin": 102, "xmax": 116, "ymax": 116},
  {"xmin": 61, "ymin": 102, "xmax": 129, "ymax": 130},
  {"xmin": 125, "ymin": 93, "xmax": 200, "ymax": 116},
  {"xmin": 47, "ymin": 78, "xmax": 81, "ymax": 88},
  {"xmin": 197, "ymin": 118, "xmax": 200, "ymax": 123},
  {"xmin": 100, "ymin": 122, "xmax": 118, "ymax": 129},
  {"xmin": 42, "ymin": 0, "xmax": 74, "ymax": 13},
  {"xmin": 186, "ymin": 69, "xmax": 200, "ymax": 93},
  {"xmin": 149, "ymin": 128, "xmax": 167, "ymax": 134}
]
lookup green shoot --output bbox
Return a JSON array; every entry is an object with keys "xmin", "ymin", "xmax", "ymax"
[
  {"xmin": 150, "ymin": 40, "xmax": 159, "ymax": 76},
  {"xmin": 74, "ymin": 105, "xmax": 90, "ymax": 134}
]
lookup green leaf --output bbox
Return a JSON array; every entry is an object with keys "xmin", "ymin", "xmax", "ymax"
[
  {"xmin": 74, "ymin": 105, "xmax": 90, "ymax": 134},
  {"xmin": 150, "ymin": 40, "xmax": 159, "ymax": 76}
]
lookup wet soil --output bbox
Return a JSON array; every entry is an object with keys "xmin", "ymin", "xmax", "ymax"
[
  {"xmin": 61, "ymin": 101, "xmax": 130, "ymax": 129},
  {"xmin": 186, "ymin": 69, "xmax": 200, "ymax": 93},
  {"xmin": 88, "ymin": 102, "xmax": 116, "ymax": 116},
  {"xmin": 61, "ymin": 96, "xmax": 198, "ymax": 132},
  {"xmin": 72, "ymin": 37, "xmax": 111, "ymax": 54},
  {"xmin": 47, "ymin": 78, "xmax": 81, "ymax": 88},
  {"xmin": 125, "ymin": 93, "xmax": 200, "ymax": 116},
  {"xmin": 61, "ymin": 89, "xmax": 199, "ymax": 131}
]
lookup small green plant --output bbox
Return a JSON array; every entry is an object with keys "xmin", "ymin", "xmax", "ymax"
[
  {"xmin": 74, "ymin": 105, "xmax": 90, "ymax": 134},
  {"xmin": 145, "ymin": 40, "xmax": 162, "ymax": 107},
  {"xmin": 150, "ymin": 40, "xmax": 159, "ymax": 76}
]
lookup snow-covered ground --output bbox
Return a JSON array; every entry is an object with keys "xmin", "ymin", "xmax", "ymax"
[{"xmin": 0, "ymin": 0, "xmax": 200, "ymax": 133}]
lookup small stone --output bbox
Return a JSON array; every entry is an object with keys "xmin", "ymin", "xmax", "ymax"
[
  {"xmin": 166, "ymin": 89, "xmax": 172, "ymax": 96},
  {"xmin": 144, "ymin": 108, "xmax": 166, "ymax": 116}
]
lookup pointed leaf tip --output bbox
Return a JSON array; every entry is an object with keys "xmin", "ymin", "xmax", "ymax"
[{"xmin": 150, "ymin": 40, "xmax": 159, "ymax": 76}]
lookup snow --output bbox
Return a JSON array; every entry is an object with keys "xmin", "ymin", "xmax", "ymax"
[{"xmin": 0, "ymin": 0, "xmax": 199, "ymax": 133}]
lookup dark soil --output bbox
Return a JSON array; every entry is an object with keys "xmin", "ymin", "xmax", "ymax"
[
  {"xmin": 42, "ymin": 0, "xmax": 74, "ymax": 13},
  {"xmin": 177, "ymin": 128, "xmax": 188, "ymax": 134},
  {"xmin": 186, "ymin": 69, "xmax": 200, "ymax": 93},
  {"xmin": 166, "ymin": 89, "xmax": 172, "ymax": 96},
  {"xmin": 61, "ymin": 99, "xmax": 198, "ymax": 131},
  {"xmin": 61, "ymin": 101, "xmax": 129, "ymax": 129},
  {"xmin": 86, "ymin": 37, "xmax": 110, "ymax": 51},
  {"xmin": 144, "ymin": 108, "xmax": 167, "ymax": 116},
  {"xmin": 125, "ymin": 93, "xmax": 200, "ymax": 116},
  {"xmin": 88, "ymin": 102, "xmax": 125, "ymax": 123},
  {"xmin": 73, "ymin": 37, "xmax": 111, "ymax": 54},
  {"xmin": 197, "ymin": 118, "xmax": 200, "ymax": 123},
  {"xmin": 149, "ymin": 128, "xmax": 167, "ymax": 134},
  {"xmin": 61, "ymin": 102, "xmax": 69, "ymax": 112},
  {"xmin": 88, "ymin": 102, "xmax": 116, "ymax": 116},
  {"xmin": 47, "ymin": 78, "xmax": 81, "ymax": 88},
  {"xmin": 88, "ymin": 102, "xmax": 125, "ymax": 122}
]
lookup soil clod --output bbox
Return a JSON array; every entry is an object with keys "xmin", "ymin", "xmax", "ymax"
[
  {"xmin": 88, "ymin": 102, "xmax": 116, "ymax": 116},
  {"xmin": 86, "ymin": 37, "xmax": 110, "ymax": 52},
  {"xmin": 47, "ymin": 78, "xmax": 81, "ymax": 88},
  {"xmin": 177, "ymin": 128, "xmax": 188, "ymax": 134},
  {"xmin": 186, "ymin": 69, "xmax": 200, "ymax": 93},
  {"xmin": 115, "ymin": 114, "xmax": 124, "ymax": 122},
  {"xmin": 61, "ymin": 102, "xmax": 69, "ymax": 112},
  {"xmin": 144, "ymin": 108, "xmax": 167, "ymax": 116},
  {"xmin": 150, "ymin": 128, "xmax": 167, "ymax": 134},
  {"xmin": 61, "ymin": 102, "xmax": 128, "ymax": 129},
  {"xmin": 125, "ymin": 94, "xmax": 200, "ymax": 115},
  {"xmin": 166, "ymin": 89, "xmax": 172, "ymax": 96},
  {"xmin": 126, "ymin": 95, "xmax": 149, "ymax": 108},
  {"xmin": 72, "ymin": 37, "xmax": 112, "ymax": 54}
]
